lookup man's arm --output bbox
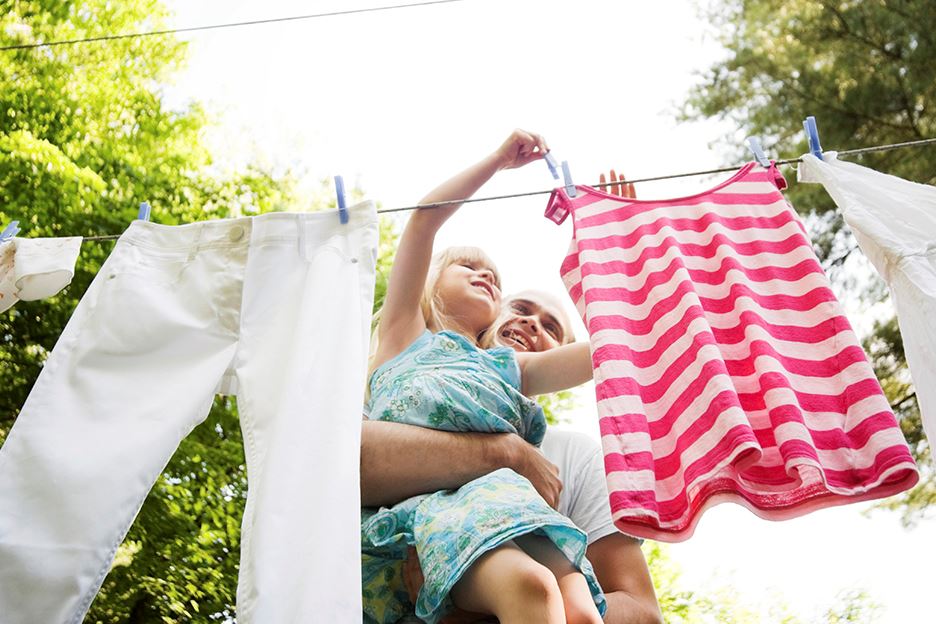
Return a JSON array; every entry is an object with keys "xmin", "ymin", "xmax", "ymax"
[
  {"xmin": 360, "ymin": 420, "xmax": 562, "ymax": 508},
  {"xmin": 587, "ymin": 535, "xmax": 663, "ymax": 624}
]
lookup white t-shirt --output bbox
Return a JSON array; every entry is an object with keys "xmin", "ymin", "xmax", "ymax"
[{"xmin": 540, "ymin": 428, "xmax": 620, "ymax": 545}]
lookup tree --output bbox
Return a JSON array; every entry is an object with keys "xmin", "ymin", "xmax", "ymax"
[{"xmin": 682, "ymin": 0, "xmax": 935, "ymax": 524}]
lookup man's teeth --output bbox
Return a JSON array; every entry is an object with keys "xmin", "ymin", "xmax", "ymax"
[{"xmin": 502, "ymin": 330, "xmax": 530, "ymax": 349}]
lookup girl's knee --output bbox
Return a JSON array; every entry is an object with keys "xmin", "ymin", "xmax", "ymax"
[{"xmin": 510, "ymin": 561, "xmax": 562, "ymax": 603}]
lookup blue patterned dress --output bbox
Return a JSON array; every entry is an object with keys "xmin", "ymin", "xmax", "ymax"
[{"xmin": 362, "ymin": 330, "xmax": 605, "ymax": 624}]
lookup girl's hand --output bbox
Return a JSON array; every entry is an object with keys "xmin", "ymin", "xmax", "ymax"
[
  {"xmin": 493, "ymin": 129, "xmax": 549, "ymax": 170},
  {"xmin": 599, "ymin": 169, "xmax": 636, "ymax": 198}
]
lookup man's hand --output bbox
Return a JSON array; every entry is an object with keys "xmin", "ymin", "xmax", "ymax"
[
  {"xmin": 499, "ymin": 434, "xmax": 563, "ymax": 509},
  {"xmin": 362, "ymin": 422, "xmax": 563, "ymax": 508},
  {"xmin": 600, "ymin": 169, "xmax": 636, "ymax": 198}
]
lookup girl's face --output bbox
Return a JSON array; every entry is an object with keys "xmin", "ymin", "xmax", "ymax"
[
  {"xmin": 434, "ymin": 260, "xmax": 501, "ymax": 335},
  {"xmin": 493, "ymin": 295, "xmax": 568, "ymax": 353}
]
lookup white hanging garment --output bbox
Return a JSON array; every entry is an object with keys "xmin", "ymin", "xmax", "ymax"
[
  {"xmin": 0, "ymin": 206, "xmax": 378, "ymax": 624},
  {"xmin": 0, "ymin": 236, "xmax": 82, "ymax": 312},
  {"xmin": 799, "ymin": 152, "xmax": 936, "ymax": 450}
]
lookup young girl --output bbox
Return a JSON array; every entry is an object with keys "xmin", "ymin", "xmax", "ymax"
[{"xmin": 361, "ymin": 131, "xmax": 603, "ymax": 624}]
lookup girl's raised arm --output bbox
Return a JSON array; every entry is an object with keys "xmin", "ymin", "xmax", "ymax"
[{"xmin": 375, "ymin": 130, "xmax": 548, "ymax": 360}]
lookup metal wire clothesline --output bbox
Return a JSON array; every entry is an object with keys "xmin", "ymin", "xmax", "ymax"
[{"xmin": 68, "ymin": 136, "xmax": 936, "ymax": 243}]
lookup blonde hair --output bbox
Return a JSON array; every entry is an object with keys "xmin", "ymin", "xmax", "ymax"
[
  {"xmin": 368, "ymin": 246, "xmax": 501, "ymax": 374},
  {"xmin": 480, "ymin": 289, "xmax": 575, "ymax": 349}
]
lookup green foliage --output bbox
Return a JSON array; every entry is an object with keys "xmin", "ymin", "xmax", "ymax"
[
  {"xmin": 536, "ymin": 389, "xmax": 576, "ymax": 425},
  {"xmin": 683, "ymin": 0, "xmax": 935, "ymax": 522}
]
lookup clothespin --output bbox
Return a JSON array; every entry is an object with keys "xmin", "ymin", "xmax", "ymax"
[
  {"xmin": 747, "ymin": 137, "xmax": 771, "ymax": 168},
  {"xmin": 560, "ymin": 160, "xmax": 578, "ymax": 198},
  {"xmin": 0, "ymin": 220, "xmax": 20, "ymax": 243},
  {"xmin": 334, "ymin": 175, "xmax": 349, "ymax": 224},
  {"xmin": 137, "ymin": 201, "xmax": 151, "ymax": 222},
  {"xmin": 803, "ymin": 116, "xmax": 824, "ymax": 160},
  {"xmin": 544, "ymin": 151, "xmax": 560, "ymax": 180}
]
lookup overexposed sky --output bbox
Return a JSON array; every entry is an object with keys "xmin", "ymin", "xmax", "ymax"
[{"xmin": 161, "ymin": 1, "xmax": 932, "ymax": 621}]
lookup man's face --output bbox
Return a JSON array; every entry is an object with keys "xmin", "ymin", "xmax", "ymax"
[{"xmin": 494, "ymin": 297, "xmax": 566, "ymax": 353}]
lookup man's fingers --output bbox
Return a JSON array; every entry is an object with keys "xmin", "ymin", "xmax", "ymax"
[{"xmin": 619, "ymin": 172, "xmax": 636, "ymax": 199}]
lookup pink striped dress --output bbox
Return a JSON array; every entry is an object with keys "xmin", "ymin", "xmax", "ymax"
[{"xmin": 548, "ymin": 162, "xmax": 919, "ymax": 542}]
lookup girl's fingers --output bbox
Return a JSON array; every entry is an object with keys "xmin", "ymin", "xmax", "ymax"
[
  {"xmin": 531, "ymin": 132, "xmax": 548, "ymax": 155},
  {"xmin": 506, "ymin": 130, "xmax": 548, "ymax": 166},
  {"xmin": 610, "ymin": 169, "xmax": 621, "ymax": 196},
  {"xmin": 599, "ymin": 172, "xmax": 607, "ymax": 189}
]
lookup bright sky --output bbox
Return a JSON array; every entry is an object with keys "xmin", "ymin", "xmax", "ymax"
[{"xmin": 160, "ymin": 1, "xmax": 932, "ymax": 621}]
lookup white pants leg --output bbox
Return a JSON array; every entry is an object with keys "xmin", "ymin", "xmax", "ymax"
[{"xmin": 0, "ymin": 204, "xmax": 378, "ymax": 623}]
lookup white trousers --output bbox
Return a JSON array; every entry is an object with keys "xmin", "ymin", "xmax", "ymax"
[
  {"xmin": 799, "ymin": 153, "xmax": 936, "ymax": 451},
  {"xmin": 0, "ymin": 205, "xmax": 378, "ymax": 623}
]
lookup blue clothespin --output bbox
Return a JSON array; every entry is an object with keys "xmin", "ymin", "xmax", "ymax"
[
  {"xmin": 543, "ymin": 151, "xmax": 560, "ymax": 180},
  {"xmin": 560, "ymin": 160, "xmax": 578, "ymax": 198},
  {"xmin": 803, "ymin": 116, "xmax": 824, "ymax": 160},
  {"xmin": 747, "ymin": 137, "xmax": 771, "ymax": 168},
  {"xmin": 0, "ymin": 220, "xmax": 20, "ymax": 243},
  {"xmin": 334, "ymin": 175, "xmax": 348, "ymax": 224},
  {"xmin": 137, "ymin": 201, "xmax": 151, "ymax": 222}
]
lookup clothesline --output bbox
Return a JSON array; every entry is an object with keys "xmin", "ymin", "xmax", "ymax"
[
  {"xmin": 76, "ymin": 136, "xmax": 936, "ymax": 243},
  {"xmin": 0, "ymin": 0, "xmax": 468, "ymax": 51}
]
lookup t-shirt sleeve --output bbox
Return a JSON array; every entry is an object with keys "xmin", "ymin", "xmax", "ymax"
[{"xmin": 567, "ymin": 437, "xmax": 619, "ymax": 545}]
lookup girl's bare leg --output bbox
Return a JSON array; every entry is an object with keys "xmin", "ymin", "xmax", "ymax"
[
  {"xmin": 449, "ymin": 540, "xmax": 566, "ymax": 624},
  {"xmin": 515, "ymin": 534, "xmax": 604, "ymax": 624}
]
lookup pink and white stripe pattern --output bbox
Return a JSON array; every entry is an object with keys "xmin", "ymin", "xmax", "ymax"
[{"xmin": 553, "ymin": 163, "xmax": 918, "ymax": 542}]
